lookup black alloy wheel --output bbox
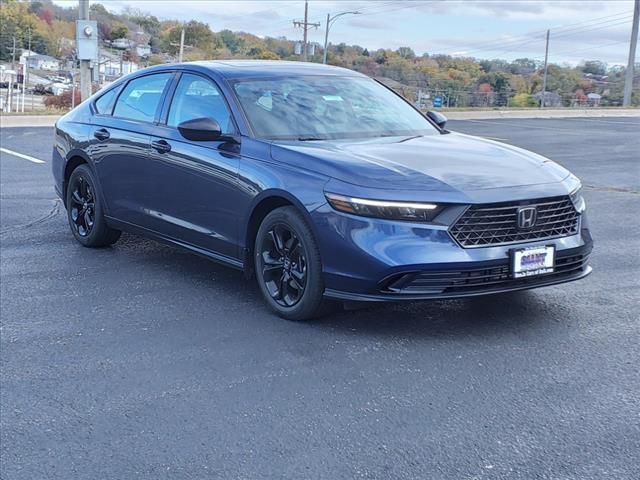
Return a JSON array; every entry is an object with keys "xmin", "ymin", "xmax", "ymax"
[
  {"xmin": 260, "ymin": 223, "xmax": 308, "ymax": 307},
  {"xmin": 255, "ymin": 206, "xmax": 325, "ymax": 320},
  {"xmin": 69, "ymin": 174, "xmax": 95, "ymax": 237},
  {"xmin": 66, "ymin": 164, "xmax": 121, "ymax": 247}
]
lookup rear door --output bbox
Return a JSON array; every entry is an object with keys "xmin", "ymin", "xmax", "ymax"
[
  {"xmin": 89, "ymin": 72, "xmax": 173, "ymax": 226},
  {"xmin": 146, "ymin": 72, "xmax": 244, "ymax": 259}
]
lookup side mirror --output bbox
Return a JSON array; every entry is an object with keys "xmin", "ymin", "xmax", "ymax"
[
  {"xmin": 177, "ymin": 117, "xmax": 222, "ymax": 141},
  {"xmin": 426, "ymin": 111, "xmax": 447, "ymax": 129}
]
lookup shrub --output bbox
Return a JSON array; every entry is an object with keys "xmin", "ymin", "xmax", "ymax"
[
  {"xmin": 44, "ymin": 89, "xmax": 81, "ymax": 109},
  {"xmin": 510, "ymin": 93, "xmax": 537, "ymax": 107}
]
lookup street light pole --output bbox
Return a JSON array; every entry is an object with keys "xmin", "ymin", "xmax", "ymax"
[{"xmin": 323, "ymin": 11, "xmax": 360, "ymax": 64}]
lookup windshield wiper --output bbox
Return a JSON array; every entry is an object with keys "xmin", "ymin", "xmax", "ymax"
[{"xmin": 297, "ymin": 136, "xmax": 326, "ymax": 141}]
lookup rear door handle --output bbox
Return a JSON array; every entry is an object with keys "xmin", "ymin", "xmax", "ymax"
[
  {"xmin": 94, "ymin": 128, "xmax": 110, "ymax": 141},
  {"xmin": 151, "ymin": 139, "xmax": 171, "ymax": 153}
]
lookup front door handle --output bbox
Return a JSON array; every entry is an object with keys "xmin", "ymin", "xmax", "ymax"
[
  {"xmin": 94, "ymin": 128, "xmax": 110, "ymax": 141},
  {"xmin": 151, "ymin": 139, "xmax": 171, "ymax": 153}
]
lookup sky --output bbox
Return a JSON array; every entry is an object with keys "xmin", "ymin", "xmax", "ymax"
[{"xmin": 53, "ymin": 0, "xmax": 636, "ymax": 66}]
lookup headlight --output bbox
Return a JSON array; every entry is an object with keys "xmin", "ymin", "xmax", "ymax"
[
  {"xmin": 569, "ymin": 185, "xmax": 585, "ymax": 212},
  {"xmin": 325, "ymin": 193, "xmax": 443, "ymax": 222}
]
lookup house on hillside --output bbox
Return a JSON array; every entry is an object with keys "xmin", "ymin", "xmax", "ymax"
[
  {"xmin": 534, "ymin": 91, "xmax": 562, "ymax": 107},
  {"xmin": 97, "ymin": 50, "xmax": 139, "ymax": 80},
  {"xmin": 19, "ymin": 50, "xmax": 61, "ymax": 71},
  {"xmin": 587, "ymin": 93, "xmax": 602, "ymax": 107}
]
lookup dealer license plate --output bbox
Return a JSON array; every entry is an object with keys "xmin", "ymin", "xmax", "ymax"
[{"xmin": 511, "ymin": 245, "xmax": 555, "ymax": 278}]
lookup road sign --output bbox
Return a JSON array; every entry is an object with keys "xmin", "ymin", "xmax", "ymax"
[{"xmin": 433, "ymin": 95, "xmax": 443, "ymax": 108}]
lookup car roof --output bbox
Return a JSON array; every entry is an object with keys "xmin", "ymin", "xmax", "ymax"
[{"xmin": 137, "ymin": 60, "xmax": 366, "ymax": 80}]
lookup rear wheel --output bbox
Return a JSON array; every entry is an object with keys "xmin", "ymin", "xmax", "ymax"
[
  {"xmin": 66, "ymin": 164, "xmax": 121, "ymax": 247},
  {"xmin": 255, "ymin": 206, "xmax": 324, "ymax": 320}
]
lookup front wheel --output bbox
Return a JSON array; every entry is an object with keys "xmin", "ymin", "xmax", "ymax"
[{"xmin": 255, "ymin": 206, "xmax": 325, "ymax": 320}]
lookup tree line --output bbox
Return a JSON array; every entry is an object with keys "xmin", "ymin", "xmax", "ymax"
[{"xmin": 1, "ymin": 0, "xmax": 637, "ymax": 107}]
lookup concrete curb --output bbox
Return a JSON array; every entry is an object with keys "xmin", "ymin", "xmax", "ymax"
[
  {"xmin": 0, "ymin": 109, "xmax": 638, "ymax": 127},
  {"xmin": 0, "ymin": 115, "xmax": 61, "ymax": 128},
  {"xmin": 443, "ymin": 109, "xmax": 640, "ymax": 120}
]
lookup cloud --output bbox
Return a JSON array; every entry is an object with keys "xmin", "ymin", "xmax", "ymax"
[
  {"xmin": 345, "ymin": 17, "xmax": 390, "ymax": 30},
  {"xmin": 51, "ymin": 0, "xmax": 633, "ymax": 64}
]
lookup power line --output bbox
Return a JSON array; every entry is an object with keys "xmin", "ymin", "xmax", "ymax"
[
  {"xmin": 443, "ymin": 11, "xmax": 633, "ymax": 56},
  {"xmin": 549, "ymin": 40, "xmax": 628, "ymax": 58},
  {"xmin": 442, "ymin": 17, "xmax": 631, "ymax": 57}
]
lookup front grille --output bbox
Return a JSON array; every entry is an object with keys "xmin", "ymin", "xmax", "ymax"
[
  {"xmin": 450, "ymin": 196, "xmax": 580, "ymax": 248},
  {"xmin": 382, "ymin": 253, "xmax": 589, "ymax": 296}
]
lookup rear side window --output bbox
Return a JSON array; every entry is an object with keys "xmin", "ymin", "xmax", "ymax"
[
  {"xmin": 167, "ymin": 73, "xmax": 234, "ymax": 133},
  {"xmin": 94, "ymin": 88, "xmax": 118, "ymax": 115},
  {"xmin": 113, "ymin": 73, "xmax": 171, "ymax": 123}
]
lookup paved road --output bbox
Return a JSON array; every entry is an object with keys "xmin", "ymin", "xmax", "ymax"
[{"xmin": 1, "ymin": 118, "xmax": 639, "ymax": 479}]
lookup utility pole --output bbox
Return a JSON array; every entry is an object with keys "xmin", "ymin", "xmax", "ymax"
[
  {"xmin": 23, "ymin": 26, "xmax": 31, "ymax": 113},
  {"xmin": 623, "ymin": 0, "xmax": 639, "ymax": 107},
  {"xmin": 541, "ymin": 29, "xmax": 550, "ymax": 108},
  {"xmin": 11, "ymin": 36, "xmax": 16, "ymax": 65},
  {"xmin": 8, "ymin": 36, "xmax": 16, "ymax": 112},
  {"xmin": 322, "ymin": 10, "xmax": 360, "ymax": 64},
  {"xmin": 294, "ymin": 1, "xmax": 320, "ymax": 62},
  {"xmin": 178, "ymin": 27, "xmax": 185, "ymax": 63},
  {"xmin": 78, "ymin": 0, "xmax": 91, "ymax": 101},
  {"xmin": 302, "ymin": 1, "xmax": 309, "ymax": 61},
  {"xmin": 323, "ymin": 13, "xmax": 330, "ymax": 64},
  {"xmin": 27, "ymin": 26, "xmax": 31, "ymax": 83}
]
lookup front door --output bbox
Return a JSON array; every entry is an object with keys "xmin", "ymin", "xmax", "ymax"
[{"xmin": 145, "ymin": 73, "xmax": 244, "ymax": 260}]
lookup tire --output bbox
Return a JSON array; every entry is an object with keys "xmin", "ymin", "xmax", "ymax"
[
  {"xmin": 66, "ymin": 164, "xmax": 121, "ymax": 247},
  {"xmin": 254, "ymin": 206, "xmax": 325, "ymax": 320}
]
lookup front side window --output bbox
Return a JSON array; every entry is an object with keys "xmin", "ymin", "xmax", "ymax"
[
  {"xmin": 232, "ymin": 76, "xmax": 439, "ymax": 140},
  {"xmin": 113, "ymin": 73, "xmax": 171, "ymax": 123},
  {"xmin": 167, "ymin": 73, "xmax": 234, "ymax": 133}
]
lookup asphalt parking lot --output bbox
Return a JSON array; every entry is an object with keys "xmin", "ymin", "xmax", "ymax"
[{"xmin": 1, "ymin": 117, "xmax": 639, "ymax": 479}]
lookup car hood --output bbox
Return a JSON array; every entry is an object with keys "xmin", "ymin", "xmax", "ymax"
[{"xmin": 269, "ymin": 132, "xmax": 571, "ymax": 194}]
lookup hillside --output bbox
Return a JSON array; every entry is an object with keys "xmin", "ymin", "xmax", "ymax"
[{"xmin": 1, "ymin": 0, "xmax": 637, "ymax": 107}]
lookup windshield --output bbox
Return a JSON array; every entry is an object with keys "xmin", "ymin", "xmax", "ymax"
[{"xmin": 232, "ymin": 76, "xmax": 439, "ymax": 140}]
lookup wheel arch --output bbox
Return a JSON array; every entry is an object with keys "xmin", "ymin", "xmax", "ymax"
[
  {"xmin": 62, "ymin": 150, "xmax": 94, "ymax": 206},
  {"xmin": 242, "ymin": 189, "xmax": 320, "ymax": 277}
]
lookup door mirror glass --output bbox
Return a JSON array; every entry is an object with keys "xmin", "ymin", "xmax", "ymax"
[
  {"xmin": 177, "ymin": 117, "xmax": 222, "ymax": 141},
  {"xmin": 426, "ymin": 110, "xmax": 447, "ymax": 129}
]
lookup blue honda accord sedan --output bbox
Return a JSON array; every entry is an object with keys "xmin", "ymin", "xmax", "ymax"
[{"xmin": 52, "ymin": 60, "xmax": 592, "ymax": 320}]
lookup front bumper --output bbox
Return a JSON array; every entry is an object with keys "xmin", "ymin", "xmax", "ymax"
[
  {"xmin": 311, "ymin": 204, "xmax": 593, "ymax": 302},
  {"xmin": 325, "ymin": 248, "xmax": 592, "ymax": 302}
]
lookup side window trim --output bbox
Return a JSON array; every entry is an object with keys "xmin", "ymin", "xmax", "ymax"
[
  {"xmin": 157, "ymin": 71, "xmax": 182, "ymax": 126},
  {"xmin": 111, "ymin": 71, "xmax": 174, "ymax": 125},
  {"xmin": 91, "ymin": 84, "xmax": 123, "ymax": 116},
  {"xmin": 160, "ymin": 70, "xmax": 239, "ymax": 134}
]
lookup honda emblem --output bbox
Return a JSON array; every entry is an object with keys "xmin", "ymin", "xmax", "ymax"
[{"xmin": 517, "ymin": 207, "xmax": 537, "ymax": 229}]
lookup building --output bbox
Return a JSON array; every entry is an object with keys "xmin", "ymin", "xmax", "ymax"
[
  {"xmin": 96, "ymin": 50, "xmax": 139, "ymax": 80},
  {"xmin": 534, "ymin": 91, "xmax": 563, "ymax": 107},
  {"xmin": 136, "ymin": 44, "xmax": 151, "ymax": 58},
  {"xmin": 19, "ymin": 50, "xmax": 61, "ymax": 71},
  {"xmin": 587, "ymin": 93, "xmax": 602, "ymax": 107},
  {"xmin": 110, "ymin": 38, "xmax": 134, "ymax": 50}
]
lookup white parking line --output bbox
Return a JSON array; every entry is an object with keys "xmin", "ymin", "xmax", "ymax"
[
  {"xmin": 482, "ymin": 136, "xmax": 509, "ymax": 141},
  {"xmin": 0, "ymin": 147, "xmax": 46, "ymax": 164}
]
